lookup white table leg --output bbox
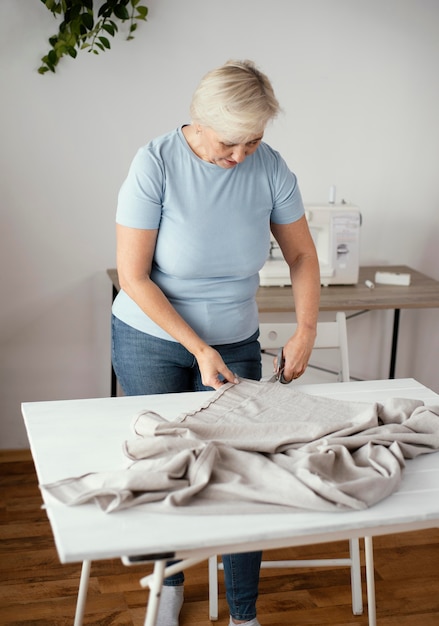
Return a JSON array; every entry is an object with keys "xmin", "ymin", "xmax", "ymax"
[
  {"xmin": 364, "ymin": 537, "xmax": 377, "ymax": 626},
  {"xmin": 349, "ymin": 537, "xmax": 363, "ymax": 615},
  {"xmin": 208, "ymin": 555, "xmax": 219, "ymax": 621},
  {"xmin": 73, "ymin": 560, "xmax": 91, "ymax": 626}
]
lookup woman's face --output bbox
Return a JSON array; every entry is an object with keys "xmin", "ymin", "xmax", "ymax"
[{"xmin": 198, "ymin": 126, "xmax": 263, "ymax": 169}]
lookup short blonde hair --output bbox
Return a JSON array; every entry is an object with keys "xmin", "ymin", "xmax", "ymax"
[{"xmin": 190, "ymin": 60, "xmax": 280, "ymax": 143}]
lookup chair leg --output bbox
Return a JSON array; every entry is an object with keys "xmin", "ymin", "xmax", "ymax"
[
  {"xmin": 143, "ymin": 560, "xmax": 167, "ymax": 626},
  {"xmin": 208, "ymin": 555, "xmax": 219, "ymax": 621},
  {"xmin": 207, "ymin": 539, "xmax": 366, "ymax": 621},
  {"xmin": 73, "ymin": 560, "xmax": 91, "ymax": 626},
  {"xmin": 349, "ymin": 538, "xmax": 363, "ymax": 615}
]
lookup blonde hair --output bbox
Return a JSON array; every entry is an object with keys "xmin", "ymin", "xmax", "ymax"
[{"xmin": 190, "ymin": 60, "xmax": 280, "ymax": 143}]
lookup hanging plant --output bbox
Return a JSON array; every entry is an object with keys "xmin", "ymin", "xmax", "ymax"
[{"xmin": 39, "ymin": 0, "xmax": 148, "ymax": 74}]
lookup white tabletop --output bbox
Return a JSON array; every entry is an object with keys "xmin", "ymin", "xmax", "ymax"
[{"xmin": 22, "ymin": 378, "xmax": 439, "ymax": 564}]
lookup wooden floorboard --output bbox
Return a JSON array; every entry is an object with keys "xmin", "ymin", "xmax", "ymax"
[{"xmin": 1, "ymin": 450, "xmax": 439, "ymax": 625}]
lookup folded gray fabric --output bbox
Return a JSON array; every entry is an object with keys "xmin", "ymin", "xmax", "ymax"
[{"xmin": 42, "ymin": 379, "xmax": 439, "ymax": 514}]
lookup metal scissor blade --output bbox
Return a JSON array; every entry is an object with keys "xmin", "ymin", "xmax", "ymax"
[{"xmin": 268, "ymin": 348, "xmax": 287, "ymax": 383}]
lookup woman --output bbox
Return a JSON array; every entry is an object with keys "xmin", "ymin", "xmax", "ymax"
[{"xmin": 112, "ymin": 59, "xmax": 320, "ymax": 626}]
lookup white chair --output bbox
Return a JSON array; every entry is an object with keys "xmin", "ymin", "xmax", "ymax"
[
  {"xmin": 259, "ymin": 311, "xmax": 350, "ymax": 383},
  {"xmin": 208, "ymin": 312, "xmax": 370, "ymax": 622}
]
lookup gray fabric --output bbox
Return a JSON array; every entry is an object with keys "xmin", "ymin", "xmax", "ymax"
[{"xmin": 42, "ymin": 379, "xmax": 439, "ymax": 514}]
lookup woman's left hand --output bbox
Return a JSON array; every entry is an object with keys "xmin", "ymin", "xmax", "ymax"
[{"xmin": 274, "ymin": 328, "xmax": 316, "ymax": 383}]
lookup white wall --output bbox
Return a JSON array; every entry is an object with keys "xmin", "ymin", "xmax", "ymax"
[{"xmin": 1, "ymin": 0, "xmax": 438, "ymax": 448}]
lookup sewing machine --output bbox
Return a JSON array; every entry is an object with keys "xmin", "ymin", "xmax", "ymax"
[{"xmin": 259, "ymin": 203, "xmax": 361, "ymax": 287}]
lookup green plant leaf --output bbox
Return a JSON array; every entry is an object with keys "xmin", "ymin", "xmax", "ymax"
[
  {"xmin": 43, "ymin": 0, "xmax": 56, "ymax": 12},
  {"xmin": 81, "ymin": 12, "xmax": 94, "ymax": 30},
  {"xmin": 39, "ymin": 1, "xmax": 149, "ymax": 74},
  {"xmin": 97, "ymin": 2, "xmax": 111, "ymax": 18},
  {"xmin": 113, "ymin": 4, "xmax": 130, "ymax": 20},
  {"xmin": 102, "ymin": 23, "xmax": 116, "ymax": 36},
  {"xmin": 136, "ymin": 6, "xmax": 148, "ymax": 19},
  {"xmin": 48, "ymin": 49, "xmax": 58, "ymax": 65},
  {"xmin": 98, "ymin": 36, "xmax": 111, "ymax": 49}
]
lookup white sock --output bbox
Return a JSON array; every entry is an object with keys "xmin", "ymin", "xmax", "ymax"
[
  {"xmin": 156, "ymin": 585, "xmax": 184, "ymax": 626},
  {"xmin": 229, "ymin": 618, "xmax": 260, "ymax": 626}
]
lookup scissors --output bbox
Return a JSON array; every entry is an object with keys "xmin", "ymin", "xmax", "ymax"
[{"xmin": 272, "ymin": 347, "xmax": 290, "ymax": 384}]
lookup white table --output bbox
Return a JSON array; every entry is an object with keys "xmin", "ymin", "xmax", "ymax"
[{"xmin": 22, "ymin": 379, "xmax": 439, "ymax": 625}]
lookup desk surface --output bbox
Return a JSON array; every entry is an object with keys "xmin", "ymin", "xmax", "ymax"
[
  {"xmin": 257, "ymin": 265, "xmax": 439, "ymax": 312},
  {"xmin": 22, "ymin": 379, "xmax": 439, "ymax": 565},
  {"xmin": 107, "ymin": 265, "xmax": 439, "ymax": 313}
]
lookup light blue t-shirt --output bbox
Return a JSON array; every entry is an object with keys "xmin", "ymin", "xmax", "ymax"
[{"xmin": 113, "ymin": 126, "xmax": 304, "ymax": 344}]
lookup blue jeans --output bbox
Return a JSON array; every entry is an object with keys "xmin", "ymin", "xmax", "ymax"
[{"xmin": 111, "ymin": 315, "xmax": 262, "ymax": 621}]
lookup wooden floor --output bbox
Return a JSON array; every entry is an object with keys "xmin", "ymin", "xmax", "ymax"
[{"xmin": 1, "ymin": 450, "xmax": 439, "ymax": 626}]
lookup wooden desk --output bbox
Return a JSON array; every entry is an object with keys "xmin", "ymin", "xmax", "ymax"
[
  {"xmin": 107, "ymin": 265, "xmax": 439, "ymax": 392},
  {"xmin": 21, "ymin": 379, "xmax": 439, "ymax": 626}
]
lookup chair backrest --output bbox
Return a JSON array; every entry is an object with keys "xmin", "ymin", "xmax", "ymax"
[{"xmin": 259, "ymin": 311, "xmax": 350, "ymax": 382}]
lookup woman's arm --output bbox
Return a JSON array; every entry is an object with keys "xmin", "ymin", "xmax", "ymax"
[
  {"xmin": 270, "ymin": 216, "xmax": 321, "ymax": 382},
  {"xmin": 116, "ymin": 224, "xmax": 238, "ymax": 389}
]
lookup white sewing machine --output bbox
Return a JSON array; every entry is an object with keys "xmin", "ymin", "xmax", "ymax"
[{"xmin": 259, "ymin": 202, "xmax": 361, "ymax": 287}]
